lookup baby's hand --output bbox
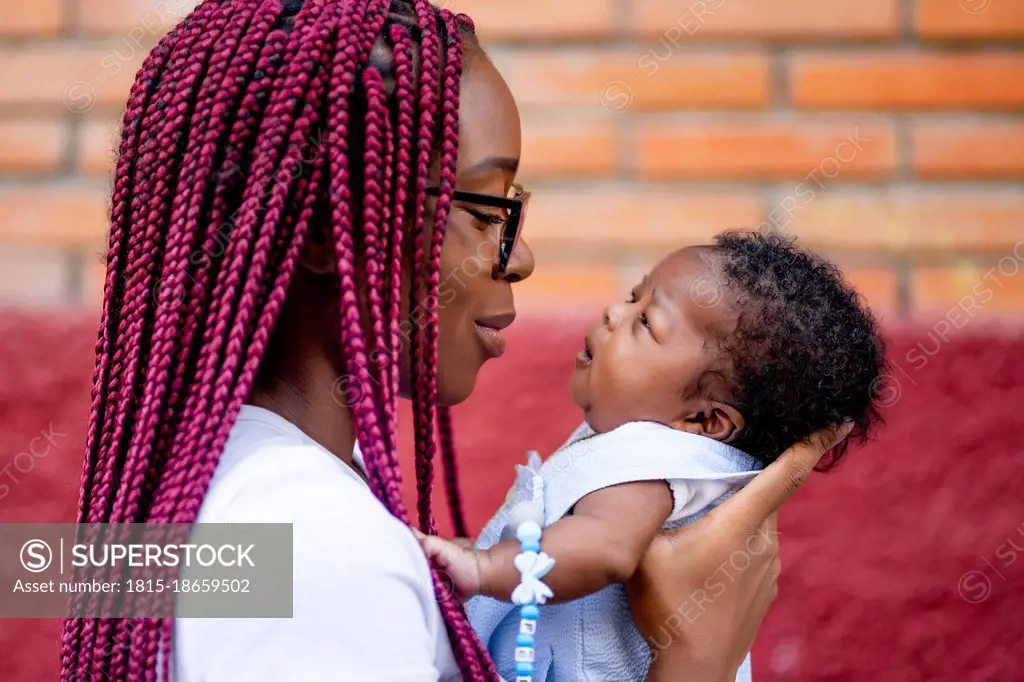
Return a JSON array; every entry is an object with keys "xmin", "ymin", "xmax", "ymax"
[{"xmin": 414, "ymin": 530, "xmax": 484, "ymax": 601}]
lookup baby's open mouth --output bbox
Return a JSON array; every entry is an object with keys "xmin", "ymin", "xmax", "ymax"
[{"xmin": 577, "ymin": 335, "xmax": 593, "ymax": 365}]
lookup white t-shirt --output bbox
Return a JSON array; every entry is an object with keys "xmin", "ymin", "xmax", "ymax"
[{"xmin": 172, "ymin": 405, "xmax": 461, "ymax": 681}]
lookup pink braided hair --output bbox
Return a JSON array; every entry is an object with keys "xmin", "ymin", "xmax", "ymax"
[{"xmin": 61, "ymin": 1, "xmax": 489, "ymax": 679}]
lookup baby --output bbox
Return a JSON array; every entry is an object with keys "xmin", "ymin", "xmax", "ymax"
[{"xmin": 421, "ymin": 231, "xmax": 887, "ymax": 681}]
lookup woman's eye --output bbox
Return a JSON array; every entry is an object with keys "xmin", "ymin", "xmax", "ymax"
[
  {"xmin": 640, "ymin": 312, "xmax": 650, "ymax": 329},
  {"xmin": 463, "ymin": 207, "xmax": 505, "ymax": 228}
]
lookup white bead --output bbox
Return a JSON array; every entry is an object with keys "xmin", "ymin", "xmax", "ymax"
[
  {"xmin": 508, "ymin": 499, "xmax": 544, "ymax": 531},
  {"xmin": 516, "ymin": 521, "xmax": 542, "ymax": 545}
]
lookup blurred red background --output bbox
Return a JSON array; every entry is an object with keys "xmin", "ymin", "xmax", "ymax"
[{"xmin": 1, "ymin": 312, "xmax": 1022, "ymax": 681}]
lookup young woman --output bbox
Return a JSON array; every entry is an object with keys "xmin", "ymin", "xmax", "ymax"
[{"xmin": 61, "ymin": 1, "xmax": 850, "ymax": 680}]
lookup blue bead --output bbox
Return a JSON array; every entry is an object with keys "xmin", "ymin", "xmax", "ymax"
[
  {"xmin": 515, "ymin": 661, "xmax": 534, "ymax": 675},
  {"xmin": 516, "ymin": 633, "xmax": 534, "ymax": 647},
  {"xmin": 520, "ymin": 540, "xmax": 540, "ymax": 553},
  {"xmin": 521, "ymin": 604, "xmax": 540, "ymax": 619}
]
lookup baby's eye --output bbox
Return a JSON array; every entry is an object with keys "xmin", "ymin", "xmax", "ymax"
[{"xmin": 640, "ymin": 312, "xmax": 650, "ymax": 329}]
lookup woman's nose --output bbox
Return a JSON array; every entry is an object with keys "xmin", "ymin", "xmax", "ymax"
[{"xmin": 498, "ymin": 236, "xmax": 535, "ymax": 283}]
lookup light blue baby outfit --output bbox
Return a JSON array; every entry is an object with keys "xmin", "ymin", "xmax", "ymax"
[{"xmin": 467, "ymin": 421, "xmax": 764, "ymax": 682}]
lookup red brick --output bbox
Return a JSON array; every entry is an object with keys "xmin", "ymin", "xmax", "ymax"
[
  {"xmin": 514, "ymin": 260, "xmax": 624, "ymax": 312},
  {"xmin": 0, "ymin": 46, "xmax": 145, "ymax": 112},
  {"xmin": 0, "ymin": 119, "xmax": 68, "ymax": 175},
  {"xmin": 524, "ymin": 187, "xmax": 764, "ymax": 249},
  {"xmin": 791, "ymin": 52, "xmax": 1024, "ymax": 110},
  {"xmin": 0, "ymin": 246, "xmax": 68, "ymax": 307},
  {"xmin": 634, "ymin": 0, "xmax": 898, "ymax": 40},
  {"xmin": 912, "ymin": 262, "xmax": 1024, "ymax": 317},
  {"xmin": 79, "ymin": 116, "xmax": 124, "ymax": 178},
  {"xmin": 0, "ymin": 0, "xmax": 63, "ymax": 37},
  {"xmin": 912, "ymin": 122, "xmax": 1024, "ymax": 178},
  {"xmin": 784, "ymin": 192, "xmax": 1024, "ymax": 252},
  {"xmin": 915, "ymin": 0, "xmax": 1024, "ymax": 40},
  {"xmin": 493, "ymin": 49, "xmax": 771, "ymax": 111},
  {"xmin": 636, "ymin": 120, "xmax": 896, "ymax": 180},
  {"xmin": 842, "ymin": 267, "xmax": 900, "ymax": 318},
  {"xmin": 519, "ymin": 117, "xmax": 618, "ymax": 181},
  {"xmin": 75, "ymin": 0, "xmax": 194, "ymax": 36},
  {"xmin": 0, "ymin": 187, "xmax": 110, "ymax": 250},
  {"xmin": 84, "ymin": 258, "xmax": 109, "ymax": 307},
  {"xmin": 444, "ymin": 0, "xmax": 615, "ymax": 41}
]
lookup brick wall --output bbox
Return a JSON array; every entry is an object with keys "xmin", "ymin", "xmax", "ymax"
[{"xmin": 1, "ymin": 0, "xmax": 1022, "ymax": 319}]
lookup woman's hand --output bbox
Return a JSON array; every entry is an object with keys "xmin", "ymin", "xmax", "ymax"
[{"xmin": 627, "ymin": 423, "xmax": 854, "ymax": 682}]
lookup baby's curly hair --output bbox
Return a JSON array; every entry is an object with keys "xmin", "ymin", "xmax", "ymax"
[{"xmin": 705, "ymin": 231, "xmax": 888, "ymax": 469}]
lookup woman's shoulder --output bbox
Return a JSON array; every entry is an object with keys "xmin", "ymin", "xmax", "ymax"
[
  {"xmin": 174, "ymin": 409, "xmax": 457, "ymax": 682},
  {"xmin": 199, "ymin": 406, "xmax": 398, "ymax": 538},
  {"xmin": 196, "ymin": 407, "xmax": 434, "ymax": 594}
]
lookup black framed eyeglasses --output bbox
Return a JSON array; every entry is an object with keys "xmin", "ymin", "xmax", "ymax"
[{"xmin": 426, "ymin": 183, "xmax": 530, "ymax": 274}]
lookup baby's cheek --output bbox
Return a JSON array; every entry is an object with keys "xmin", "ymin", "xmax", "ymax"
[
  {"xmin": 589, "ymin": 369, "xmax": 640, "ymax": 428},
  {"xmin": 614, "ymin": 367, "xmax": 674, "ymax": 422}
]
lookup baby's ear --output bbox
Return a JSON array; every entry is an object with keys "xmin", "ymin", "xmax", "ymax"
[{"xmin": 671, "ymin": 401, "xmax": 744, "ymax": 443}]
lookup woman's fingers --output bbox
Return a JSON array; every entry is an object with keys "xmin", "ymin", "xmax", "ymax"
[
  {"xmin": 627, "ymin": 425, "xmax": 853, "ymax": 680},
  {"xmin": 715, "ymin": 422, "xmax": 854, "ymax": 532}
]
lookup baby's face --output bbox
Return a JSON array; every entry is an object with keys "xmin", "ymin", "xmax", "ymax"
[{"xmin": 571, "ymin": 247, "xmax": 735, "ymax": 434}]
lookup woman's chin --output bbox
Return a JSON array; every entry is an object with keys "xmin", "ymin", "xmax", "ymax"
[{"xmin": 436, "ymin": 372, "xmax": 478, "ymax": 407}]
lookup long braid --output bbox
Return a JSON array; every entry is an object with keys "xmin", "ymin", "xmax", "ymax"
[
  {"xmin": 407, "ymin": 0, "xmax": 443, "ymax": 535},
  {"xmin": 362, "ymin": 65, "xmax": 396, "ymax": 454},
  {"xmin": 62, "ymin": 2, "xmax": 496, "ymax": 679},
  {"xmin": 438, "ymin": 405, "xmax": 469, "ymax": 536},
  {"xmin": 386, "ymin": 23, "xmax": 415, "ymax": 469}
]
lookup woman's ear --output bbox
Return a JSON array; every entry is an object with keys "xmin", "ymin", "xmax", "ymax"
[
  {"xmin": 671, "ymin": 401, "xmax": 745, "ymax": 443},
  {"xmin": 299, "ymin": 226, "xmax": 336, "ymax": 274}
]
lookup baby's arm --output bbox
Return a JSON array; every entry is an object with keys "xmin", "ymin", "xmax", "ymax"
[{"xmin": 421, "ymin": 481, "xmax": 673, "ymax": 604}]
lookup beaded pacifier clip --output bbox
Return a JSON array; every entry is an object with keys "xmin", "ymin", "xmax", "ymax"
[{"xmin": 507, "ymin": 451, "xmax": 554, "ymax": 682}]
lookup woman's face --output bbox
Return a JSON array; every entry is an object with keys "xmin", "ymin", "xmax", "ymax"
[{"xmin": 402, "ymin": 53, "xmax": 534, "ymax": 405}]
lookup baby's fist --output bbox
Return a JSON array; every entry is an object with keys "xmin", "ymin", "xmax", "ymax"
[{"xmin": 415, "ymin": 531, "xmax": 484, "ymax": 602}]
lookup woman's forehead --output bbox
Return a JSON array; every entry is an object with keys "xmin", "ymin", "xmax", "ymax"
[{"xmin": 455, "ymin": 56, "xmax": 521, "ymax": 187}]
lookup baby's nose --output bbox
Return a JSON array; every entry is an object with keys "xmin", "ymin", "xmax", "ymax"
[{"xmin": 603, "ymin": 302, "xmax": 624, "ymax": 330}]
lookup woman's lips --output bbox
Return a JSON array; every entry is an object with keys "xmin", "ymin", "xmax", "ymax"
[{"xmin": 475, "ymin": 323, "xmax": 507, "ymax": 358}]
